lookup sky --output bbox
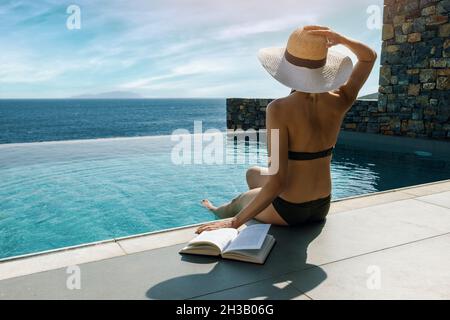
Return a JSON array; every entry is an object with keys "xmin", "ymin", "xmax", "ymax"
[{"xmin": 0, "ymin": 0, "xmax": 383, "ymax": 99}]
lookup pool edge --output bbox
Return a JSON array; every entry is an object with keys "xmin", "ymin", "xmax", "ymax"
[{"xmin": 1, "ymin": 178, "xmax": 449, "ymax": 281}]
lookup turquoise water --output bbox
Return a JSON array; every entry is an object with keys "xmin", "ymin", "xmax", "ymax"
[{"xmin": 1, "ymin": 134, "xmax": 450, "ymax": 259}]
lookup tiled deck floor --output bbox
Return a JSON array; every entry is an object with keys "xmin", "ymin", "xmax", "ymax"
[{"xmin": 1, "ymin": 179, "xmax": 450, "ymax": 300}]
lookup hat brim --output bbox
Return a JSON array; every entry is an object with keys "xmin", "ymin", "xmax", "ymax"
[{"xmin": 257, "ymin": 47, "xmax": 353, "ymax": 93}]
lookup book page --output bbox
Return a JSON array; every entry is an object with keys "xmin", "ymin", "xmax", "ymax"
[
  {"xmin": 188, "ymin": 228, "xmax": 238, "ymax": 252},
  {"xmin": 223, "ymin": 224, "xmax": 270, "ymax": 252},
  {"xmin": 222, "ymin": 235, "xmax": 276, "ymax": 264}
]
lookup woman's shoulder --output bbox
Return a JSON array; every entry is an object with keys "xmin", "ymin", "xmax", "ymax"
[
  {"xmin": 266, "ymin": 97, "xmax": 289, "ymax": 117},
  {"xmin": 267, "ymin": 94, "xmax": 293, "ymax": 109},
  {"xmin": 268, "ymin": 92, "xmax": 310, "ymax": 110}
]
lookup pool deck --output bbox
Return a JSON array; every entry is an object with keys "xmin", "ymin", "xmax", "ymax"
[{"xmin": 1, "ymin": 179, "xmax": 450, "ymax": 299}]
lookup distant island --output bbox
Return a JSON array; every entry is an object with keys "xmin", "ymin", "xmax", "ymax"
[{"xmin": 70, "ymin": 91, "xmax": 143, "ymax": 99}]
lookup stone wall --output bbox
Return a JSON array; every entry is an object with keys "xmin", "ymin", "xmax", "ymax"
[
  {"xmin": 226, "ymin": 98, "xmax": 271, "ymax": 131},
  {"xmin": 379, "ymin": 0, "xmax": 449, "ymax": 139},
  {"xmin": 227, "ymin": 0, "xmax": 449, "ymax": 140},
  {"xmin": 226, "ymin": 98, "xmax": 379, "ymax": 132},
  {"xmin": 339, "ymin": 100, "xmax": 381, "ymax": 132}
]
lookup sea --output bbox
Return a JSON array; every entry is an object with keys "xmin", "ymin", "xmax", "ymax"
[{"xmin": 0, "ymin": 99, "xmax": 226, "ymax": 144}]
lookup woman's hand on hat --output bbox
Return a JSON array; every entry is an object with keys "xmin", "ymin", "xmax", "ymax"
[{"xmin": 306, "ymin": 28, "xmax": 344, "ymax": 48}]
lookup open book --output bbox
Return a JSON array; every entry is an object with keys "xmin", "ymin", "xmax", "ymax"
[{"xmin": 179, "ymin": 224, "xmax": 276, "ymax": 264}]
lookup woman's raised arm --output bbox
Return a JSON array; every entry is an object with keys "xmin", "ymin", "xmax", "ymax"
[{"xmin": 307, "ymin": 26, "xmax": 377, "ymax": 111}]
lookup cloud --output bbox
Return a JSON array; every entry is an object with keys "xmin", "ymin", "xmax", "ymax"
[
  {"xmin": 172, "ymin": 59, "xmax": 228, "ymax": 76},
  {"xmin": 0, "ymin": 0, "xmax": 382, "ymax": 98},
  {"xmin": 0, "ymin": 63, "xmax": 60, "ymax": 83},
  {"xmin": 120, "ymin": 56, "xmax": 234, "ymax": 90},
  {"xmin": 0, "ymin": 45, "xmax": 118, "ymax": 84},
  {"xmin": 217, "ymin": 14, "xmax": 318, "ymax": 40},
  {"xmin": 0, "ymin": 50, "xmax": 62, "ymax": 83}
]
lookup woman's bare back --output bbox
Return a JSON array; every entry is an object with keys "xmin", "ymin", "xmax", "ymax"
[{"xmin": 274, "ymin": 91, "xmax": 345, "ymax": 203}]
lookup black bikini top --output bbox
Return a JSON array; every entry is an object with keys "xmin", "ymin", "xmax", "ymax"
[{"xmin": 288, "ymin": 146, "xmax": 335, "ymax": 161}]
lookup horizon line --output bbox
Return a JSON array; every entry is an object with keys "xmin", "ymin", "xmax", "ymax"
[
  {"xmin": 0, "ymin": 97, "xmax": 230, "ymax": 100},
  {"xmin": 0, "ymin": 93, "xmax": 377, "ymax": 100}
]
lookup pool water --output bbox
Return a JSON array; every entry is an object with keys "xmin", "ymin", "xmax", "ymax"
[{"xmin": 1, "ymin": 134, "xmax": 450, "ymax": 259}]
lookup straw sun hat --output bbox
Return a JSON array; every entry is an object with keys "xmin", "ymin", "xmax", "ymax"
[{"xmin": 257, "ymin": 27, "xmax": 353, "ymax": 93}]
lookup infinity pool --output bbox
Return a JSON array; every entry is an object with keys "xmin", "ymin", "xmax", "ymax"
[{"xmin": 1, "ymin": 133, "xmax": 450, "ymax": 259}]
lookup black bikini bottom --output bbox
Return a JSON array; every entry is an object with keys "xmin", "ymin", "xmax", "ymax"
[{"xmin": 272, "ymin": 194, "xmax": 331, "ymax": 226}]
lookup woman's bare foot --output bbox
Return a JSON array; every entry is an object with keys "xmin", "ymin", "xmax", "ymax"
[{"xmin": 201, "ymin": 199, "xmax": 217, "ymax": 211}]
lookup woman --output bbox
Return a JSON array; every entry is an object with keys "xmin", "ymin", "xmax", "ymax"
[{"xmin": 197, "ymin": 25, "xmax": 377, "ymax": 234}]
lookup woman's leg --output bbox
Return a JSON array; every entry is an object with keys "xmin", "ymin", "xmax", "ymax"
[
  {"xmin": 253, "ymin": 204, "xmax": 289, "ymax": 225},
  {"xmin": 202, "ymin": 188, "xmax": 261, "ymax": 219},
  {"xmin": 201, "ymin": 188, "xmax": 289, "ymax": 226},
  {"xmin": 246, "ymin": 166, "xmax": 270, "ymax": 189}
]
